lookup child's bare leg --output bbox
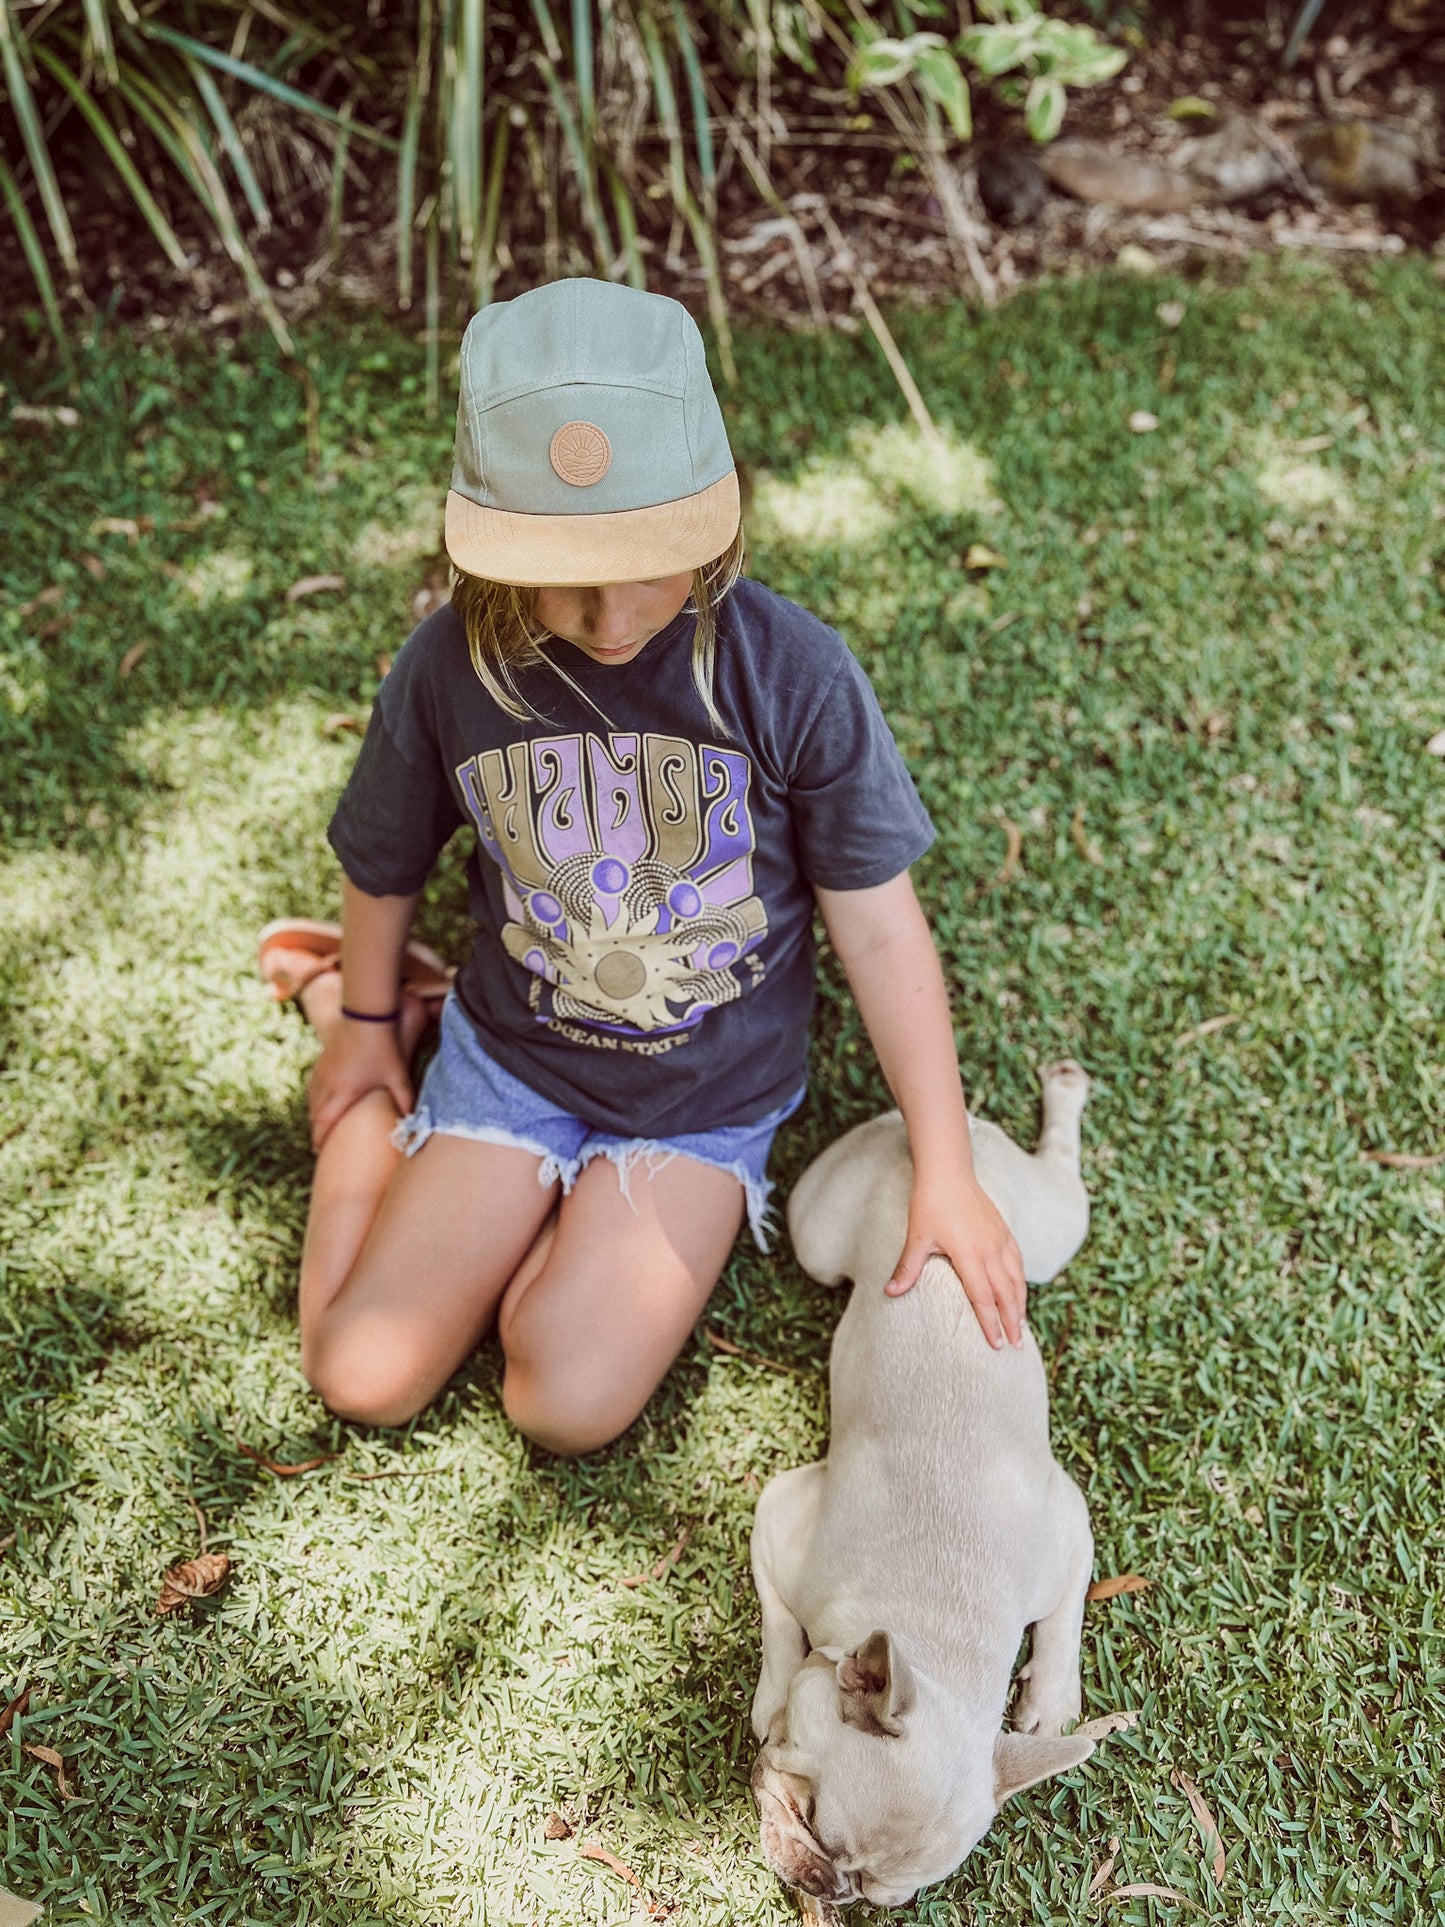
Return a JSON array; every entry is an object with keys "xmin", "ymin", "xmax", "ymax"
[
  {"xmin": 288, "ymin": 967, "xmax": 559, "ymax": 1425},
  {"xmin": 294, "ymin": 967, "xmax": 431, "ymax": 1338},
  {"xmin": 497, "ymin": 1154, "xmax": 745, "ymax": 1456}
]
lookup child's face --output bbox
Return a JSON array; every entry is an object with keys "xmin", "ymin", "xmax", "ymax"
[{"xmin": 534, "ymin": 573, "xmax": 692, "ymax": 667}]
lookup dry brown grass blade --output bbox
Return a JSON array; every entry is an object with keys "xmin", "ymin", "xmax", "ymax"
[
  {"xmin": 156, "ymin": 1551, "xmax": 232, "ymax": 1615},
  {"xmin": 0, "ymin": 1687, "xmax": 30, "ymax": 1739},
  {"xmin": 321, "ymin": 712, "xmax": 366, "ymax": 736},
  {"xmin": 118, "ymin": 640, "xmax": 149, "ymax": 679},
  {"xmin": 1071, "ymin": 802, "xmax": 1104, "ymax": 865},
  {"xmin": 285, "ymin": 573, "xmax": 346, "ymax": 601},
  {"xmin": 578, "ymin": 1840, "xmax": 641, "ymax": 1887},
  {"xmin": 1087, "ymin": 1573, "xmax": 1150, "ymax": 1602},
  {"xmin": 1175, "ymin": 1012, "xmax": 1245, "ymax": 1048},
  {"xmin": 1172, "ymin": 1768, "xmax": 1227, "ymax": 1883},
  {"xmin": 236, "ymin": 1441, "xmax": 338, "ymax": 1476},
  {"xmin": 0, "ymin": 1531, "xmax": 16, "ymax": 1557},
  {"xmin": 1363, "ymin": 1148, "xmax": 1445, "ymax": 1169},
  {"xmin": 1105, "ymin": 1883, "xmax": 1196, "ymax": 1906},
  {"xmin": 704, "ymin": 1327, "xmax": 794, "ymax": 1373},
  {"xmin": 619, "ymin": 1526, "xmax": 691, "ymax": 1588},
  {"xmin": 804, "ymin": 197, "xmax": 940, "ymax": 446},
  {"xmin": 982, "ymin": 810, "xmax": 1023, "ymax": 892},
  {"xmin": 1088, "ymin": 1835, "xmax": 1121, "ymax": 1897},
  {"xmin": 23, "ymin": 1741, "xmax": 78, "ymax": 1800}
]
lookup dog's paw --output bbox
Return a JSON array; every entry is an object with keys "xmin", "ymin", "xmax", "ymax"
[
  {"xmin": 1038, "ymin": 1059, "xmax": 1089, "ymax": 1093},
  {"xmin": 1011, "ymin": 1663, "xmax": 1082, "ymax": 1739}
]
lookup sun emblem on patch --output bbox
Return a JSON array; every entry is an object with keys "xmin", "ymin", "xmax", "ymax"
[{"xmin": 549, "ymin": 421, "xmax": 612, "ymax": 487}]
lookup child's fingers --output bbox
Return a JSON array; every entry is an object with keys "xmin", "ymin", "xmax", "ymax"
[
  {"xmin": 884, "ymin": 1235, "xmax": 931, "ymax": 1298},
  {"xmin": 959, "ymin": 1265, "xmax": 1008, "ymax": 1350}
]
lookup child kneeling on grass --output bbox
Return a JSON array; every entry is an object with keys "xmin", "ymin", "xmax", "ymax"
[{"xmin": 258, "ymin": 277, "xmax": 1024, "ymax": 1455}]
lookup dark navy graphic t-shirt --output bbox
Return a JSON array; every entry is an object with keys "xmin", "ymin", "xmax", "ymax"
[{"xmin": 328, "ymin": 577, "xmax": 935, "ymax": 1134}]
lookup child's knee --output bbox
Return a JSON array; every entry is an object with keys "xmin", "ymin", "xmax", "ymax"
[
  {"xmin": 303, "ymin": 1320, "xmax": 432, "ymax": 1430},
  {"xmin": 501, "ymin": 1361, "xmax": 636, "ymax": 1457}
]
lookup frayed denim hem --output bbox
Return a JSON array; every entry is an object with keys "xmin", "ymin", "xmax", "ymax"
[
  {"xmin": 575, "ymin": 1139, "xmax": 776, "ymax": 1251},
  {"xmin": 390, "ymin": 1105, "xmax": 578, "ymax": 1194}
]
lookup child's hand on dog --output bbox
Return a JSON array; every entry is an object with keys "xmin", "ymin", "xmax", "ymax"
[{"xmin": 886, "ymin": 1175, "xmax": 1028, "ymax": 1351}]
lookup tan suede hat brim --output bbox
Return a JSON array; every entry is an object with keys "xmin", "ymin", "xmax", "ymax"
[{"xmin": 445, "ymin": 469, "xmax": 740, "ymax": 587}]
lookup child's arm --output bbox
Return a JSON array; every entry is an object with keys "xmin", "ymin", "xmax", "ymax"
[
  {"xmin": 307, "ymin": 878, "xmax": 422, "ymax": 1152},
  {"xmin": 815, "ymin": 871, "xmax": 1027, "ymax": 1350}
]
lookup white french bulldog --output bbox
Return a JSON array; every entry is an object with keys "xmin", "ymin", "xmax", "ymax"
[{"xmin": 750, "ymin": 1061, "xmax": 1096, "ymax": 1912}]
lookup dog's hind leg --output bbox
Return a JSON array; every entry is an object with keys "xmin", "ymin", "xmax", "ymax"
[
  {"xmin": 751, "ymin": 1461, "xmax": 825, "ymax": 1739},
  {"xmin": 1010, "ymin": 1471, "xmax": 1093, "ymax": 1737}
]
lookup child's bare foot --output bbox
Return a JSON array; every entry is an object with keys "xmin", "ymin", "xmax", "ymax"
[{"xmin": 257, "ymin": 918, "xmax": 453, "ymax": 1062}]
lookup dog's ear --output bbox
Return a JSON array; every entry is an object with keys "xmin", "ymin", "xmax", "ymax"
[
  {"xmin": 788, "ymin": 1113, "xmax": 911, "ymax": 1287},
  {"xmin": 837, "ymin": 1630, "xmax": 915, "ymax": 1738},
  {"xmin": 992, "ymin": 1730, "xmax": 1095, "ymax": 1805}
]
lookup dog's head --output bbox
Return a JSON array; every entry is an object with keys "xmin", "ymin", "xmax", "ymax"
[{"xmin": 753, "ymin": 1632, "xmax": 1094, "ymax": 1910}]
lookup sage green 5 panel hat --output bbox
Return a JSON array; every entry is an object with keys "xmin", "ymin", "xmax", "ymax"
[{"xmin": 445, "ymin": 278, "xmax": 740, "ymax": 587}]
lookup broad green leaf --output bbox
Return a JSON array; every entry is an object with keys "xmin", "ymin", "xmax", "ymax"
[
  {"xmin": 1025, "ymin": 74, "xmax": 1065, "ymax": 142},
  {"xmin": 913, "ymin": 46, "xmax": 971, "ymax": 142}
]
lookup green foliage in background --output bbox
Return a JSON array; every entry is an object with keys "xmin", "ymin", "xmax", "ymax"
[
  {"xmin": 1, "ymin": 255, "xmax": 1443, "ymax": 1923},
  {"xmin": 0, "ymin": 0, "xmax": 1126, "ymax": 352}
]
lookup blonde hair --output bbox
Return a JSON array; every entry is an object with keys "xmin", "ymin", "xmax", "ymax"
[{"xmin": 451, "ymin": 526, "xmax": 747, "ymax": 734}]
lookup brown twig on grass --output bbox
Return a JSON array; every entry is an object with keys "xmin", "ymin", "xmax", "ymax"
[
  {"xmin": 981, "ymin": 811, "xmax": 1023, "ymax": 893},
  {"xmin": 578, "ymin": 1840, "xmax": 641, "ymax": 1887},
  {"xmin": 235, "ymin": 1441, "xmax": 338, "ymax": 1477},
  {"xmin": 619, "ymin": 1527, "xmax": 693, "ymax": 1589},
  {"xmin": 704, "ymin": 1328, "xmax": 795, "ymax": 1374},
  {"xmin": 1363, "ymin": 1148, "xmax": 1445, "ymax": 1170}
]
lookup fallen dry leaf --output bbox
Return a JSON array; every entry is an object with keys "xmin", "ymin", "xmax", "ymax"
[
  {"xmin": 320, "ymin": 712, "xmax": 365, "ymax": 736},
  {"xmin": 236, "ymin": 1441, "xmax": 338, "ymax": 1476},
  {"xmin": 1426, "ymin": 729, "xmax": 1445, "ymax": 758},
  {"xmin": 1172, "ymin": 1768, "xmax": 1226, "ymax": 1883},
  {"xmin": 963, "ymin": 543, "xmax": 1006, "ymax": 571},
  {"xmin": 118, "ymin": 641, "xmax": 149, "ymax": 679},
  {"xmin": 619, "ymin": 1527, "xmax": 691, "ymax": 1589},
  {"xmin": 1363, "ymin": 1148, "xmax": 1445, "ymax": 1170},
  {"xmin": 17, "ymin": 585, "xmax": 64, "ymax": 617},
  {"xmin": 24, "ymin": 1743, "xmax": 77, "ymax": 1799},
  {"xmin": 1175, "ymin": 1012, "xmax": 1245, "ymax": 1048},
  {"xmin": 1087, "ymin": 1573, "xmax": 1150, "ymax": 1602},
  {"xmin": 1088, "ymin": 1836, "xmax": 1121, "ymax": 1897},
  {"xmin": 36, "ymin": 613, "xmax": 69, "ymax": 642},
  {"xmin": 91, "ymin": 516, "xmax": 142, "ymax": 542},
  {"xmin": 704, "ymin": 1327, "xmax": 794, "ymax": 1373},
  {"xmin": 285, "ymin": 573, "xmax": 346, "ymax": 602},
  {"xmin": 543, "ymin": 1811, "xmax": 573, "ymax": 1840},
  {"xmin": 578, "ymin": 1841, "xmax": 641, "ymax": 1888},
  {"xmin": 1288, "ymin": 433, "xmax": 1335, "ymax": 454},
  {"xmin": 983, "ymin": 810, "xmax": 1023, "ymax": 892},
  {"xmin": 12, "ymin": 404, "xmax": 80, "ymax": 428},
  {"xmin": 1128, "ymin": 410, "xmax": 1159, "ymax": 434},
  {"xmin": 0, "ymin": 1687, "xmax": 30, "ymax": 1738},
  {"xmin": 0, "ymin": 1531, "xmax": 15, "ymax": 1556},
  {"xmin": 1070, "ymin": 803, "xmax": 1104, "ymax": 866},
  {"xmin": 1106, "ymin": 1883, "xmax": 1195, "ymax": 1906},
  {"xmin": 156, "ymin": 1551, "xmax": 231, "ymax": 1615},
  {"xmin": 81, "ymin": 553, "xmax": 106, "ymax": 580},
  {"xmin": 1075, "ymin": 1709, "xmax": 1141, "ymax": 1741}
]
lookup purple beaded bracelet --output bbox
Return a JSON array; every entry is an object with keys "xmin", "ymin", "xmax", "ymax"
[{"xmin": 341, "ymin": 1005, "xmax": 400, "ymax": 1023}]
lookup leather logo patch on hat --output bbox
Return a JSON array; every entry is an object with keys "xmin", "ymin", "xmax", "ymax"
[{"xmin": 549, "ymin": 421, "xmax": 612, "ymax": 487}]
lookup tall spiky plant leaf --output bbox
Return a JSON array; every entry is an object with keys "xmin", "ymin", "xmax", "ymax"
[
  {"xmin": 0, "ymin": 0, "xmax": 80, "ymax": 280},
  {"xmin": 143, "ymin": 22, "xmax": 399, "ymax": 151},
  {"xmin": 474, "ymin": 110, "xmax": 510, "ymax": 308},
  {"xmin": 182, "ymin": 53, "xmax": 273, "ymax": 230},
  {"xmin": 31, "ymin": 43, "xmax": 189, "ymax": 271},
  {"xmin": 0, "ymin": 148, "xmax": 64, "ymax": 339},
  {"xmin": 79, "ymin": 0, "xmax": 118, "ymax": 87}
]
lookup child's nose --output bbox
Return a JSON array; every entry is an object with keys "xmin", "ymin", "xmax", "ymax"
[{"xmin": 589, "ymin": 586, "xmax": 646, "ymax": 643}]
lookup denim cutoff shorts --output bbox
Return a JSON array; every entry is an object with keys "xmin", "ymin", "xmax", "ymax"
[{"xmin": 391, "ymin": 994, "xmax": 804, "ymax": 1249}]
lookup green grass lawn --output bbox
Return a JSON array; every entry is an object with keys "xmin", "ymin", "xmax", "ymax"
[{"xmin": 2, "ymin": 255, "xmax": 1442, "ymax": 1926}]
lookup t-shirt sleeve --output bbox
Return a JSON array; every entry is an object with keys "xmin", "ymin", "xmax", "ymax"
[
  {"xmin": 327, "ymin": 629, "xmax": 465, "ymax": 897},
  {"xmin": 786, "ymin": 648, "xmax": 935, "ymax": 890}
]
